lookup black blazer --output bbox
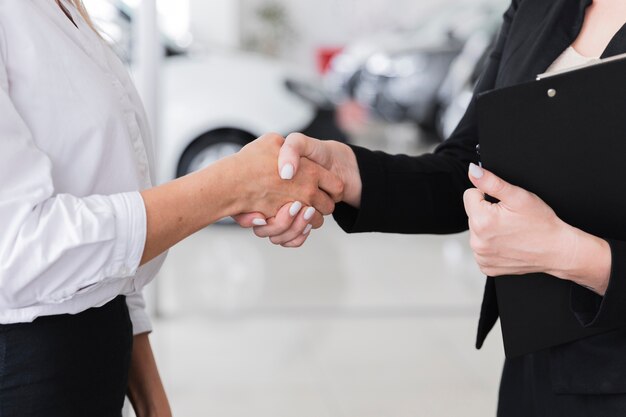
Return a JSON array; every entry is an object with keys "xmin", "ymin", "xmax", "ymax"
[{"xmin": 333, "ymin": 0, "xmax": 626, "ymax": 393}]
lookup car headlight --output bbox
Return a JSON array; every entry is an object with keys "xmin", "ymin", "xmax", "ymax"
[
  {"xmin": 365, "ymin": 53, "xmax": 393, "ymax": 77},
  {"xmin": 365, "ymin": 53, "xmax": 429, "ymax": 78}
]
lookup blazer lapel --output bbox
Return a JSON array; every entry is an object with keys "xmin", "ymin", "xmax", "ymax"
[
  {"xmin": 496, "ymin": 0, "xmax": 591, "ymax": 86},
  {"xmin": 531, "ymin": 0, "xmax": 590, "ymax": 75},
  {"xmin": 602, "ymin": 24, "xmax": 626, "ymax": 58}
]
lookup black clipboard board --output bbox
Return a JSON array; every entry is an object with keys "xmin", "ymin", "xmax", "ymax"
[{"xmin": 476, "ymin": 53, "xmax": 626, "ymax": 358}]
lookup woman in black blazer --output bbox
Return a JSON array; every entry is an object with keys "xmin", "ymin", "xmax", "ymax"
[{"xmin": 237, "ymin": 0, "xmax": 626, "ymax": 415}]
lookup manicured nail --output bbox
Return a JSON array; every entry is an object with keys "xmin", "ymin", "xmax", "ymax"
[
  {"xmin": 303, "ymin": 224, "xmax": 313, "ymax": 235},
  {"xmin": 303, "ymin": 207, "xmax": 316, "ymax": 221},
  {"xmin": 252, "ymin": 218, "xmax": 267, "ymax": 226},
  {"xmin": 289, "ymin": 201, "xmax": 303, "ymax": 217},
  {"xmin": 469, "ymin": 163, "xmax": 484, "ymax": 179},
  {"xmin": 280, "ymin": 164, "xmax": 294, "ymax": 180}
]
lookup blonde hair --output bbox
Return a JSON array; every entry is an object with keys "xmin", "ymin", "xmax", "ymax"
[
  {"xmin": 55, "ymin": 0, "xmax": 99, "ymax": 33},
  {"xmin": 70, "ymin": 0, "xmax": 99, "ymax": 32}
]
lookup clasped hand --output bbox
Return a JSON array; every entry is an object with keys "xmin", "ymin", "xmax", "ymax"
[
  {"xmin": 232, "ymin": 132, "xmax": 359, "ymax": 247},
  {"xmin": 229, "ymin": 133, "xmax": 343, "ymax": 247}
]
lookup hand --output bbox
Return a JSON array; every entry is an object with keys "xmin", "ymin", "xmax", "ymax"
[
  {"xmin": 234, "ymin": 133, "xmax": 360, "ymax": 247},
  {"xmin": 235, "ymin": 200, "xmax": 324, "ymax": 247},
  {"xmin": 463, "ymin": 163, "xmax": 611, "ymax": 295},
  {"xmin": 278, "ymin": 133, "xmax": 362, "ymax": 208},
  {"xmin": 227, "ymin": 133, "xmax": 344, "ymax": 218}
]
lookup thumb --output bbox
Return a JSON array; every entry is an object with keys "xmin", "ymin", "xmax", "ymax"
[
  {"xmin": 278, "ymin": 132, "xmax": 329, "ymax": 180},
  {"xmin": 468, "ymin": 163, "xmax": 523, "ymax": 206},
  {"xmin": 233, "ymin": 212, "xmax": 268, "ymax": 228}
]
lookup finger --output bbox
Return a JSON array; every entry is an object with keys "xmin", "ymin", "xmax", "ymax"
[
  {"xmin": 278, "ymin": 133, "xmax": 329, "ymax": 180},
  {"xmin": 269, "ymin": 207, "xmax": 319, "ymax": 245},
  {"xmin": 468, "ymin": 163, "xmax": 524, "ymax": 206},
  {"xmin": 259, "ymin": 132, "xmax": 286, "ymax": 146},
  {"xmin": 463, "ymin": 188, "xmax": 487, "ymax": 217},
  {"xmin": 300, "ymin": 158, "xmax": 343, "ymax": 202},
  {"xmin": 310, "ymin": 189, "xmax": 335, "ymax": 215},
  {"xmin": 310, "ymin": 211, "xmax": 324, "ymax": 229},
  {"xmin": 282, "ymin": 231, "xmax": 313, "ymax": 248},
  {"xmin": 315, "ymin": 164, "xmax": 344, "ymax": 202},
  {"xmin": 253, "ymin": 202, "xmax": 302, "ymax": 238},
  {"xmin": 233, "ymin": 212, "xmax": 268, "ymax": 228}
]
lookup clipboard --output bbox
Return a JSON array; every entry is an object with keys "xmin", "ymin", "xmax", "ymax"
[{"xmin": 476, "ymin": 53, "xmax": 626, "ymax": 358}]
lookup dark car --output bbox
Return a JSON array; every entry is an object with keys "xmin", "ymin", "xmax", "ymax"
[{"xmin": 348, "ymin": 1, "xmax": 507, "ymax": 132}]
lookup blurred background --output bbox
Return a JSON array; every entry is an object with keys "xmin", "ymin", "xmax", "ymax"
[{"xmin": 82, "ymin": 0, "xmax": 508, "ymax": 415}]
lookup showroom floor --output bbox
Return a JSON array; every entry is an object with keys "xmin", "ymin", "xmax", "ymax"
[{"xmin": 144, "ymin": 125, "xmax": 506, "ymax": 417}]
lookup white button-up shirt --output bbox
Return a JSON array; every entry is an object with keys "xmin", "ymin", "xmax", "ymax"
[{"xmin": 0, "ymin": 0, "xmax": 166, "ymax": 334}]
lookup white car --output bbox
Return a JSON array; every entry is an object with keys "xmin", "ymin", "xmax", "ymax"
[
  {"xmin": 85, "ymin": 0, "xmax": 339, "ymax": 187},
  {"xmin": 157, "ymin": 51, "xmax": 316, "ymax": 184}
]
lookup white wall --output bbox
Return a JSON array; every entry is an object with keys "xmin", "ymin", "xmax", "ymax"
[
  {"xmin": 188, "ymin": 0, "xmax": 240, "ymax": 48},
  {"xmin": 240, "ymin": 0, "xmax": 464, "ymax": 70}
]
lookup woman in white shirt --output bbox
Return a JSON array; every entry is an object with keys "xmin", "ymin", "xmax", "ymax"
[{"xmin": 0, "ymin": 1, "xmax": 342, "ymax": 416}]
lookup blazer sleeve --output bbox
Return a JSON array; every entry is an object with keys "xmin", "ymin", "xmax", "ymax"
[
  {"xmin": 570, "ymin": 240, "xmax": 626, "ymax": 329},
  {"xmin": 333, "ymin": 0, "xmax": 520, "ymax": 235}
]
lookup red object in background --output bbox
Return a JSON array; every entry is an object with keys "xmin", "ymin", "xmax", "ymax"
[{"xmin": 316, "ymin": 46, "xmax": 344, "ymax": 75}]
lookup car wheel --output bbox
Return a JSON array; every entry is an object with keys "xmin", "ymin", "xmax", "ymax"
[
  {"xmin": 177, "ymin": 129, "xmax": 254, "ymax": 178},
  {"xmin": 177, "ymin": 129, "xmax": 254, "ymax": 225}
]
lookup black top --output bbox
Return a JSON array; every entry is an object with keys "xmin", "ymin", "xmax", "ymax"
[{"xmin": 333, "ymin": 0, "xmax": 626, "ymax": 350}]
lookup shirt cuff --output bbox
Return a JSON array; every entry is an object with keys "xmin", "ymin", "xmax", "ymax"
[
  {"xmin": 126, "ymin": 290, "xmax": 153, "ymax": 335},
  {"xmin": 107, "ymin": 192, "xmax": 147, "ymax": 278},
  {"xmin": 570, "ymin": 239, "xmax": 626, "ymax": 328}
]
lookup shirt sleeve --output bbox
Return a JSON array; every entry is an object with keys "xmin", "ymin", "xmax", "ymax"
[
  {"xmin": 333, "ymin": 0, "xmax": 520, "ymax": 235},
  {"xmin": 0, "ymin": 35, "xmax": 148, "ymax": 309},
  {"xmin": 126, "ymin": 289, "xmax": 153, "ymax": 335}
]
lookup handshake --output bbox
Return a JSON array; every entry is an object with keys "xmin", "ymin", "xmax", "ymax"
[{"xmin": 226, "ymin": 132, "xmax": 362, "ymax": 248}]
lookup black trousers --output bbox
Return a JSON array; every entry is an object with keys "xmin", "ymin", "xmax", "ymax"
[
  {"xmin": 0, "ymin": 296, "xmax": 133, "ymax": 417},
  {"xmin": 498, "ymin": 347, "xmax": 626, "ymax": 417}
]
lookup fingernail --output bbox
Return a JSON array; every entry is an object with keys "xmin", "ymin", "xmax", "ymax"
[
  {"xmin": 289, "ymin": 201, "xmax": 303, "ymax": 217},
  {"xmin": 303, "ymin": 207, "xmax": 316, "ymax": 221},
  {"xmin": 252, "ymin": 218, "xmax": 267, "ymax": 226},
  {"xmin": 303, "ymin": 224, "xmax": 313, "ymax": 235},
  {"xmin": 280, "ymin": 164, "xmax": 294, "ymax": 180},
  {"xmin": 469, "ymin": 163, "xmax": 484, "ymax": 179}
]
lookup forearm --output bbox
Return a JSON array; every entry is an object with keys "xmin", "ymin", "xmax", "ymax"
[
  {"xmin": 128, "ymin": 333, "xmax": 171, "ymax": 417},
  {"xmin": 140, "ymin": 133, "xmax": 343, "ymax": 265},
  {"xmin": 140, "ymin": 156, "xmax": 242, "ymax": 265},
  {"xmin": 333, "ymin": 145, "xmax": 472, "ymax": 235}
]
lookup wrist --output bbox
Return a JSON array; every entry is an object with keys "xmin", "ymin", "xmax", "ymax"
[
  {"xmin": 549, "ymin": 225, "xmax": 611, "ymax": 295},
  {"xmin": 197, "ymin": 155, "xmax": 247, "ymax": 219},
  {"xmin": 134, "ymin": 402, "xmax": 172, "ymax": 417},
  {"xmin": 330, "ymin": 142, "xmax": 362, "ymax": 208},
  {"xmin": 133, "ymin": 404, "xmax": 171, "ymax": 417}
]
